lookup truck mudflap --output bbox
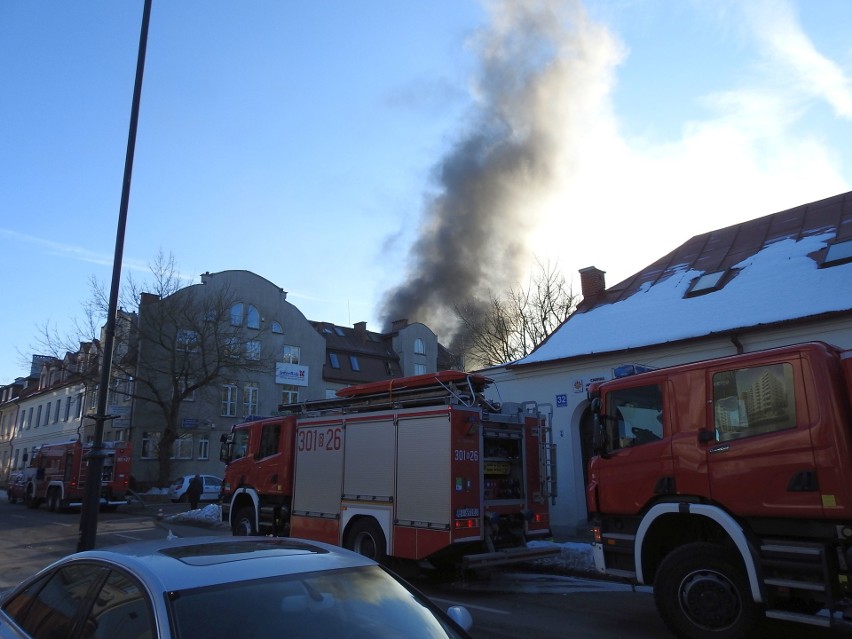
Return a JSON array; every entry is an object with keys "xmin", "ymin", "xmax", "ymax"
[{"xmin": 461, "ymin": 544, "xmax": 561, "ymax": 570}]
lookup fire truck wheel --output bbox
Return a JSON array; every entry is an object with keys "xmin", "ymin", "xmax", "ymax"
[
  {"xmin": 654, "ymin": 542, "xmax": 760, "ymax": 639},
  {"xmin": 345, "ymin": 519, "xmax": 387, "ymax": 563},
  {"xmin": 233, "ymin": 507, "xmax": 257, "ymax": 536}
]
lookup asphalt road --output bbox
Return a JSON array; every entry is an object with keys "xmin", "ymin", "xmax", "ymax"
[{"xmin": 1, "ymin": 494, "xmax": 847, "ymax": 638}]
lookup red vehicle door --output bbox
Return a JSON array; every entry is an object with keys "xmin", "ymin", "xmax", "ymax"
[{"xmin": 704, "ymin": 353, "xmax": 822, "ymax": 518}]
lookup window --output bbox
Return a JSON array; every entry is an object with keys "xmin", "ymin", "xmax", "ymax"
[
  {"xmin": 271, "ymin": 320, "xmax": 283, "ymax": 334},
  {"xmin": 713, "ymin": 363, "xmax": 796, "ymax": 442},
  {"xmin": 3, "ymin": 564, "xmax": 105, "ymax": 639},
  {"xmin": 258, "ymin": 421, "xmax": 281, "ymax": 459},
  {"xmin": 198, "ymin": 435, "xmax": 209, "ymax": 460},
  {"xmin": 177, "ymin": 329, "xmax": 200, "ymax": 352},
  {"xmin": 224, "ymin": 337, "xmax": 241, "ymax": 359},
  {"xmin": 76, "ymin": 392, "xmax": 84, "ymax": 418},
  {"xmin": 334, "ymin": 326, "xmax": 345, "ymax": 336},
  {"xmin": 230, "ymin": 303, "xmax": 244, "ymax": 326},
  {"xmin": 247, "ymin": 305, "xmax": 260, "ymax": 329},
  {"xmin": 603, "ymin": 383, "xmax": 664, "ymax": 451},
  {"xmin": 281, "ymin": 344, "xmax": 300, "ymax": 364},
  {"xmin": 414, "ymin": 363, "xmax": 426, "ymax": 375},
  {"xmin": 64, "ymin": 397, "xmax": 72, "ymax": 421},
  {"xmin": 87, "ymin": 570, "xmax": 155, "ymax": 639},
  {"xmin": 232, "ymin": 428, "xmax": 250, "ymax": 460},
  {"xmin": 172, "ymin": 435, "xmax": 193, "ymax": 460},
  {"xmin": 685, "ymin": 270, "xmax": 733, "ymax": 297},
  {"xmin": 44, "ymin": 403, "xmax": 51, "ymax": 425},
  {"xmin": 27, "ymin": 407, "xmax": 33, "ymax": 429},
  {"xmin": 54, "ymin": 400, "xmax": 61, "ymax": 423},
  {"xmin": 243, "ymin": 383, "xmax": 259, "ymax": 416},
  {"xmin": 246, "ymin": 340, "xmax": 261, "ymax": 360},
  {"xmin": 822, "ymin": 239, "xmax": 852, "ymax": 268},
  {"xmin": 177, "ymin": 378, "xmax": 196, "ymax": 402},
  {"xmin": 350, "ymin": 355, "xmax": 361, "ymax": 371},
  {"xmin": 35, "ymin": 405, "xmax": 42, "ymax": 428},
  {"xmin": 141, "ymin": 431, "xmax": 160, "ymax": 459},
  {"xmin": 20, "ymin": 411, "xmax": 26, "ymax": 430},
  {"xmin": 222, "ymin": 384, "xmax": 238, "ymax": 416},
  {"xmin": 329, "ymin": 353, "xmax": 340, "ymax": 369},
  {"xmin": 414, "ymin": 337, "xmax": 426, "ymax": 355},
  {"xmin": 89, "ymin": 387, "xmax": 98, "ymax": 410},
  {"xmin": 281, "ymin": 385, "xmax": 299, "ymax": 405}
]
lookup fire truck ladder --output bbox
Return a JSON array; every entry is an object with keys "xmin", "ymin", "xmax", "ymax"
[
  {"xmin": 279, "ymin": 371, "xmax": 494, "ymax": 416},
  {"xmin": 529, "ymin": 402, "xmax": 558, "ymax": 505}
]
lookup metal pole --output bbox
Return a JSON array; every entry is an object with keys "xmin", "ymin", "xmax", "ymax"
[{"xmin": 78, "ymin": 0, "xmax": 152, "ymax": 552}]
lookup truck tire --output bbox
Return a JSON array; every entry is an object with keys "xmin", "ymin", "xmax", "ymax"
[
  {"xmin": 345, "ymin": 519, "xmax": 387, "ymax": 563},
  {"xmin": 654, "ymin": 542, "xmax": 760, "ymax": 639},
  {"xmin": 233, "ymin": 507, "xmax": 257, "ymax": 536}
]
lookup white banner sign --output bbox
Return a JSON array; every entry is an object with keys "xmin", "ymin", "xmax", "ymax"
[{"xmin": 276, "ymin": 362, "xmax": 309, "ymax": 387}]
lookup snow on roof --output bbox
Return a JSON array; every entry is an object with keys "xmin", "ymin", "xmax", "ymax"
[{"xmin": 518, "ymin": 232, "xmax": 852, "ymax": 365}]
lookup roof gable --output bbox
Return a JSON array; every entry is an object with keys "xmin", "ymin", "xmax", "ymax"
[{"xmin": 518, "ymin": 191, "xmax": 852, "ymax": 365}]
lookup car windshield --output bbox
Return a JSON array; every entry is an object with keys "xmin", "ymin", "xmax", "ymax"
[{"xmin": 167, "ymin": 565, "xmax": 464, "ymax": 639}]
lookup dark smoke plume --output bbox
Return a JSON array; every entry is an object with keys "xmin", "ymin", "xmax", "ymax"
[{"xmin": 380, "ymin": 0, "xmax": 612, "ymax": 350}]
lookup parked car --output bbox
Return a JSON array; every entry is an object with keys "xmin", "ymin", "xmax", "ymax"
[
  {"xmin": 167, "ymin": 474, "xmax": 222, "ymax": 503},
  {"xmin": 5, "ymin": 472, "xmax": 26, "ymax": 504},
  {"xmin": 0, "ymin": 536, "xmax": 473, "ymax": 639}
]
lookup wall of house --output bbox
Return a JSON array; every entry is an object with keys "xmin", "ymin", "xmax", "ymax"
[
  {"xmin": 392, "ymin": 323, "xmax": 438, "ymax": 376},
  {"xmin": 486, "ymin": 317, "xmax": 852, "ymax": 541}
]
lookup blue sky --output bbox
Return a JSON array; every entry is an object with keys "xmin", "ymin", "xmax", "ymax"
[{"xmin": 2, "ymin": 0, "xmax": 851, "ymax": 384}]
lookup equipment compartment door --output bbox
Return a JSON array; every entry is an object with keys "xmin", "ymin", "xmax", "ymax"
[
  {"xmin": 293, "ymin": 422, "xmax": 345, "ymax": 516},
  {"xmin": 396, "ymin": 414, "xmax": 451, "ymax": 527}
]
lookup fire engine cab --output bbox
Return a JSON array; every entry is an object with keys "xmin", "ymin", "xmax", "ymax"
[{"xmin": 220, "ymin": 370, "xmax": 558, "ymax": 570}]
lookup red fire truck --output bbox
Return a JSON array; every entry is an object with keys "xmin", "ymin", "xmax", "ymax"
[
  {"xmin": 22, "ymin": 439, "xmax": 132, "ymax": 512},
  {"xmin": 587, "ymin": 341, "xmax": 852, "ymax": 637},
  {"xmin": 220, "ymin": 370, "xmax": 558, "ymax": 570}
]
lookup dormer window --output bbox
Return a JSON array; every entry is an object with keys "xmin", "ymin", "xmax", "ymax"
[
  {"xmin": 821, "ymin": 239, "xmax": 852, "ymax": 268},
  {"xmin": 685, "ymin": 269, "xmax": 733, "ymax": 298}
]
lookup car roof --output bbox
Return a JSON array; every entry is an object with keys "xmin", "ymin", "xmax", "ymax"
[{"xmin": 64, "ymin": 537, "xmax": 376, "ymax": 592}]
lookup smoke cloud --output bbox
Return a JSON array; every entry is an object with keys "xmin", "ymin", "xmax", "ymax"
[{"xmin": 379, "ymin": 0, "xmax": 622, "ymax": 347}]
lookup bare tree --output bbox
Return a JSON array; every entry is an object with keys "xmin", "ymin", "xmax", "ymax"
[
  {"xmin": 35, "ymin": 252, "xmax": 275, "ymax": 485},
  {"xmin": 454, "ymin": 260, "xmax": 578, "ymax": 369}
]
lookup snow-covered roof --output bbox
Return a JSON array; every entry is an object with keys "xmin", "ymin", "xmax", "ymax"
[{"xmin": 516, "ymin": 192, "xmax": 852, "ymax": 366}]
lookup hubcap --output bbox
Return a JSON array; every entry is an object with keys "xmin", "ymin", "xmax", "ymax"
[{"xmin": 679, "ymin": 569, "xmax": 741, "ymax": 631}]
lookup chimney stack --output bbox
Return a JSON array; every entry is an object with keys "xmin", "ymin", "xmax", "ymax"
[
  {"xmin": 354, "ymin": 321, "xmax": 367, "ymax": 341},
  {"xmin": 391, "ymin": 318, "xmax": 409, "ymax": 331},
  {"xmin": 579, "ymin": 266, "xmax": 606, "ymax": 301}
]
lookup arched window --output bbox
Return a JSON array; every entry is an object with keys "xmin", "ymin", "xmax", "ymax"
[
  {"xmin": 247, "ymin": 305, "xmax": 260, "ymax": 329},
  {"xmin": 414, "ymin": 338, "xmax": 426, "ymax": 355},
  {"xmin": 271, "ymin": 320, "xmax": 283, "ymax": 334}
]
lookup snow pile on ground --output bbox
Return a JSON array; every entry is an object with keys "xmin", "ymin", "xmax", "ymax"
[
  {"xmin": 163, "ymin": 504, "xmax": 227, "ymax": 527},
  {"xmin": 527, "ymin": 540, "xmax": 596, "ymax": 574}
]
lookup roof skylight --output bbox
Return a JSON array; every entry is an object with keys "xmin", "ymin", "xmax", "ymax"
[
  {"xmin": 685, "ymin": 270, "xmax": 729, "ymax": 297},
  {"xmin": 822, "ymin": 240, "xmax": 852, "ymax": 268}
]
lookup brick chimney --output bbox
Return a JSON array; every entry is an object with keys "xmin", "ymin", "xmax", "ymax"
[
  {"xmin": 354, "ymin": 321, "xmax": 367, "ymax": 341},
  {"xmin": 579, "ymin": 266, "xmax": 606, "ymax": 301},
  {"xmin": 391, "ymin": 318, "xmax": 408, "ymax": 331}
]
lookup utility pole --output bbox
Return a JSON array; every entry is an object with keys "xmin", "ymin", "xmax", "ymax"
[{"xmin": 78, "ymin": 0, "xmax": 152, "ymax": 552}]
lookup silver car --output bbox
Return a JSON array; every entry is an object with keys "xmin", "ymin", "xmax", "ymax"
[{"xmin": 0, "ymin": 536, "xmax": 473, "ymax": 639}]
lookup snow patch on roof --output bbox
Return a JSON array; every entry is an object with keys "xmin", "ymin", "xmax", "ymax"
[{"xmin": 519, "ymin": 233, "xmax": 852, "ymax": 364}]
